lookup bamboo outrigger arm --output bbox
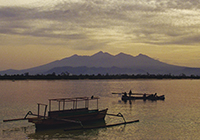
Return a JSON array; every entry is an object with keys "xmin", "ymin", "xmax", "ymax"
[
  {"xmin": 3, "ymin": 111, "xmax": 41, "ymax": 122},
  {"xmin": 3, "ymin": 103, "xmax": 48, "ymax": 122},
  {"xmin": 3, "ymin": 118, "xmax": 28, "ymax": 122},
  {"xmin": 24, "ymin": 111, "xmax": 34, "ymax": 119},
  {"xmin": 64, "ymin": 119, "xmax": 139, "ymax": 131},
  {"xmin": 112, "ymin": 92, "xmax": 151, "ymax": 95},
  {"xmin": 106, "ymin": 112, "xmax": 126, "ymax": 123}
]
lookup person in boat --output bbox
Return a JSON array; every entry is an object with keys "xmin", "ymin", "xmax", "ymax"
[
  {"xmin": 129, "ymin": 90, "xmax": 132, "ymax": 97},
  {"xmin": 148, "ymin": 94, "xmax": 154, "ymax": 98},
  {"xmin": 143, "ymin": 93, "xmax": 146, "ymax": 99},
  {"xmin": 123, "ymin": 92, "xmax": 127, "ymax": 97}
]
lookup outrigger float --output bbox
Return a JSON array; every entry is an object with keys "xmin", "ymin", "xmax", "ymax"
[
  {"xmin": 3, "ymin": 96, "xmax": 139, "ymax": 131},
  {"xmin": 113, "ymin": 91, "xmax": 165, "ymax": 101}
]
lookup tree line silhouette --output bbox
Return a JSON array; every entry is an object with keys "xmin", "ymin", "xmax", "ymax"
[{"xmin": 0, "ymin": 72, "xmax": 200, "ymax": 80}]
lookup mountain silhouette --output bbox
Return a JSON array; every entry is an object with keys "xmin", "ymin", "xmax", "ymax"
[{"xmin": 0, "ymin": 51, "xmax": 200, "ymax": 75}]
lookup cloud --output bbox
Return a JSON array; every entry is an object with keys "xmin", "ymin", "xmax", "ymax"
[{"xmin": 1, "ymin": 0, "xmax": 200, "ymax": 50}]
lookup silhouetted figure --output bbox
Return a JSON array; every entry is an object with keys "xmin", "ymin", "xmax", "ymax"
[
  {"xmin": 143, "ymin": 93, "xmax": 146, "ymax": 98},
  {"xmin": 129, "ymin": 90, "xmax": 132, "ymax": 97},
  {"xmin": 91, "ymin": 95, "xmax": 94, "ymax": 99}
]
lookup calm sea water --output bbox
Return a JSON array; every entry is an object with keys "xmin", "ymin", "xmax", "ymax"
[{"xmin": 0, "ymin": 79, "xmax": 200, "ymax": 140}]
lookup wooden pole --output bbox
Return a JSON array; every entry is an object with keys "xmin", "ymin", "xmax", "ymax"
[
  {"xmin": 75, "ymin": 98, "xmax": 77, "ymax": 109},
  {"xmin": 58, "ymin": 101, "xmax": 60, "ymax": 111},
  {"xmin": 112, "ymin": 92, "xmax": 151, "ymax": 95},
  {"xmin": 64, "ymin": 120, "xmax": 139, "ymax": 131},
  {"xmin": 85, "ymin": 99, "xmax": 88, "ymax": 108},
  {"xmin": 44, "ymin": 105, "xmax": 47, "ymax": 119},
  {"xmin": 97, "ymin": 98, "xmax": 98, "ymax": 109},
  {"xmin": 37, "ymin": 104, "xmax": 40, "ymax": 118},
  {"xmin": 63, "ymin": 100, "xmax": 65, "ymax": 110},
  {"xmin": 49, "ymin": 100, "xmax": 51, "ymax": 112},
  {"xmin": 3, "ymin": 118, "xmax": 28, "ymax": 122}
]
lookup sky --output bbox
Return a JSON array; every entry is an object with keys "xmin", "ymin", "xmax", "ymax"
[{"xmin": 1, "ymin": 0, "xmax": 200, "ymax": 71}]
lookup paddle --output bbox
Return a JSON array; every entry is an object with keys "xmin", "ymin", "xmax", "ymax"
[{"xmin": 112, "ymin": 92, "xmax": 151, "ymax": 95}]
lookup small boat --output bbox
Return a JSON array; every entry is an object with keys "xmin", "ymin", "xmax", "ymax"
[
  {"xmin": 4, "ymin": 96, "xmax": 108, "ymax": 130},
  {"xmin": 145, "ymin": 94, "xmax": 165, "ymax": 100},
  {"xmin": 120, "ymin": 91, "xmax": 165, "ymax": 101}
]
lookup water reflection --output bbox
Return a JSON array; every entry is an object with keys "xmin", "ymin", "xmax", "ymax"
[
  {"xmin": 29, "ymin": 120, "xmax": 106, "ymax": 139},
  {"xmin": 28, "ymin": 128, "xmax": 103, "ymax": 139},
  {"xmin": 2, "ymin": 121, "xmax": 139, "ymax": 140},
  {"xmin": 28, "ymin": 124, "xmax": 130, "ymax": 140},
  {"xmin": 2, "ymin": 125, "xmax": 33, "ymax": 134},
  {"xmin": 2, "ymin": 122, "xmax": 107, "ymax": 139},
  {"xmin": 122, "ymin": 97, "xmax": 164, "ymax": 105},
  {"xmin": 2, "ymin": 125, "xmax": 35, "ymax": 139}
]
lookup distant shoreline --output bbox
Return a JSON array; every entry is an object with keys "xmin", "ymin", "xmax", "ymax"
[{"xmin": 0, "ymin": 73, "xmax": 200, "ymax": 80}]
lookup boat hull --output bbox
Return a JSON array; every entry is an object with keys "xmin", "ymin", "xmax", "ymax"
[
  {"xmin": 122, "ymin": 95, "xmax": 165, "ymax": 101},
  {"xmin": 28, "ymin": 108, "xmax": 108, "ymax": 130}
]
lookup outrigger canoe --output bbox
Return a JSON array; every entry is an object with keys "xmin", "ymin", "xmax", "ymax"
[
  {"xmin": 3, "ymin": 96, "xmax": 139, "ymax": 131},
  {"xmin": 121, "ymin": 92, "xmax": 165, "ymax": 101},
  {"xmin": 121, "ymin": 94, "xmax": 165, "ymax": 101},
  {"xmin": 4, "ymin": 97, "xmax": 107, "ymax": 130},
  {"xmin": 113, "ymin": 91, "xmax": 165, "ymax": 101}
]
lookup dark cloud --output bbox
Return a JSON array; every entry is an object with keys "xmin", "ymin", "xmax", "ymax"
[{"xmin": 0, "ymin": 0, "xmax": 200, "ymax": 48}]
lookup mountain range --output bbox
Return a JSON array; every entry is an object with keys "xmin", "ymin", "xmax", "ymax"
[{"xmin": 1, "ymin": 51, "xmax": 200, "ymax": 75}]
